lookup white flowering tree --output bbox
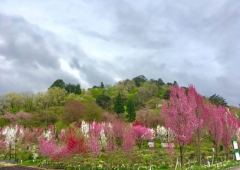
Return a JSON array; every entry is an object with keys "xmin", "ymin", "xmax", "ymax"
[{"xmin": 1, "ymin": 124, "xmax": 24, "ymax": 160}]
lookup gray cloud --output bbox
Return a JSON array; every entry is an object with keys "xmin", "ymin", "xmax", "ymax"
[{"xmin": 0, "ymin": 0, "xmax": 240, "ymax": 106}]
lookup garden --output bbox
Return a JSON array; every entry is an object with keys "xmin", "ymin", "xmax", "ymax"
[{"xmin": 1, "ymin": 83, "xmax": 240, "ymax": 169}]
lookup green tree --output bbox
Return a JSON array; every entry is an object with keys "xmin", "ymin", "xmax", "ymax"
[
  {"xmin": 126, "ymin": 98, "xmax": 136, "ymax": 122},
  {"xmin": 46, "ymin": 87, "xmax": 68, "ymax": 107},
  {"xmin": 96, "ymin": 94, "xmax": 111, "ymax": 111},
  {"xmin": 83, "ymin": 101, "xmax": 103, "ymax": 122},
  {"xmin": 100, "ymin": 82, "xmax": 105, "ymax": 88},
  {"xmin": 138, "ymin": 82, "xmax": 158, "ymax": 105},
  {"xmin": 208, "ymin": 94, "xmax": 228, "ymax": 107},
  {"xmin": 65, "ymin": 83, "xmax": 75, "ymax": 93},
  {"xmin": 61, "ymin": 100, "xmax": 85, "ymax": 125},
  {"xmin": 132, "ymin": 75, "xmax": 147, "ymax": 87},
  {"xmin": 50, "ymin": 79, "xmax": 66, "ymax": 89},
  {"xmin": 114, "ymin": 93, "xmax": 125, "ymax": 117},
  {"xmin": 3, "ymin": 93, "xmax": 23, "ymax": 113},
  {"xmin": 75, "ymin": 83, "xmax": 81, "ymax": 94},
  {"xmin": 65, "ymin": 83, "xmax": 82, "ymax": 94},
  {"xmin": 162, "ymin": 89, "xmax": 170, "ymax": 100}
]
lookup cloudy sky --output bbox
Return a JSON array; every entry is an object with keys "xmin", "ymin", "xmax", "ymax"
[{"xmin": 0, "ymin": 0, "xmax": 240, "ymax": 106}]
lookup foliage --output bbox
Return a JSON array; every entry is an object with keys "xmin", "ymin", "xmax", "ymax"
[
  {"xmin": 61, "ymin": 100, "xmax": 85, "ymax": 125},
  {"xmin": 132, "ymin": 75, "xmax": 147, "ymax": 87},
  {"xmin": 65, "ymin": 83, "xmax": 81, "ymax": 94},
  {"xmin": 96, "ymin": 94, "xmax": 111, "ymax": 110},
  {"xmin": 50, "ymin": 79, "xmax": 66, "ymax": 89},
  {"xmin": 114, "ymin": 93, "xmax": 125, "ymax": 116},
  {"xmin": 208, "ymin": 94, "xmax": 228, "ymax": 107},
  {"xmin": 82, "ymin": 101, "xmax": 103, "ymax": 122},
  {"xmin": 126, "ymin": 98, "xmax": 136, "ymax": 122}
]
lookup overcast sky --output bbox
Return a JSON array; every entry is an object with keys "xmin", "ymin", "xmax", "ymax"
[{"xmin": 0, "ymin": 0, "xmax": 240, "ymax": 106}]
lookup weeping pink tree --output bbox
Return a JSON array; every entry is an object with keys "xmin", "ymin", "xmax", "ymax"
[{"xmin": 161, "ymin": 85, "xmax": 201, "ymax": 169}]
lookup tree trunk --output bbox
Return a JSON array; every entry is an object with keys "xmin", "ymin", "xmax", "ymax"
[
  {"xmin": 179, "ymin": 145, "xmax": 184, "ymax": 169},
  {"xmin": 196, "ymin": 127, "xmax": 202, "ymax": 165}
]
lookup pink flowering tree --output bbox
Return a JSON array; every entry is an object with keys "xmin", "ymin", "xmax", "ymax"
[
  {"xmin": 112, "ymin": 120, "xmax": 128, "ymax": 148},
  {"xmin": 133, "ymin": 124, "xmax": 153, "ymax": 149},
  {"xmin": 203, "ymin": 104, "xmax": 224, "ymax": 161},
  {"xmin": 189, "ymin": 85, "xmax": 205, "ymax": 165},
  {"xmin": 105, "ymin": 124, "xmax": 117, "ymax": 152},
  {"xmin": 161, "ymin": 85, "xmax": 200, "ymax": 168},
  {"xmin": 122, "ymin": 128, "xmax": 135, "ymax": 151},
  {"xmin": 221, "ymin": 110, "xmax": 240, "ymax": 159}
]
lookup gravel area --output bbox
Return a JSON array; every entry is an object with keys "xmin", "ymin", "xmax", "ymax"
[{"xmin": 0, "ymin": 166, "xmax": 43, "ymax": 170}]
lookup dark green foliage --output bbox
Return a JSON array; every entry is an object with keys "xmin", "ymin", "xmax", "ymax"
[
  {"xmin": 208, "ymin": 94, "xmax": 228, "ymax": 107},
  {"xmin": 75, "ymin": 84, "xmax": 81, "ymax": 94},
  {"xmin": 50, "ymin": 79, "xmax": 66, "ymax": 89},
  {"xmin": 65, "ymin": 83, "xmax": 82, "ymax": 94},
  {"xmin": 50, "ymin": 79, "xmax": 81, "ymax": 94},
  {"xmin": 126, "ymin": 98, "xmax": 136, "ymax": 122},
  {"xmin": 65, "ymin": 83, "xmax": 75, "ymax": 93},
  {"xmin": 100, "ymin": 82, "xmax": 105, "ymax": 88},
  {"xmin": 96, "ymin": 94, "xmax": 111, "ymax": 110},
  {"xmin": 132, "ymin": 75, "xmax": 147, "ymax": 87},
  {"xmin": 92, "ymin": 82, "xmax": 105, "ymax": 88},
  {"xmin": 149, "ymin": 78, "xmax": 165, "ymax": 85},
  {"xmin": 114, "ymin": 93, "xmax": 125, "ymax": 116},
  {"xmin": 162, "ymin": 89, "xmax": 170, "ymax": 100}
]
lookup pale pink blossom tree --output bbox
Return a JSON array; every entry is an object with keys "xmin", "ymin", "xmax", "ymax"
[{"xmin": 122, "ymin": 128, "xmax": 135, "ymax": 151}]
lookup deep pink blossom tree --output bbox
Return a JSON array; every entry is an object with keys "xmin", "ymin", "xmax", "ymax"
[
  {"xmin": 189, "ymin": 85, "xmax": 205, "ymax": 165},
  {"xmin": 133, "ymin": 125, "xmax": 153, "ymax": 149},
  {"xmin": 161, "ymin": 85, "xmax": 200, "ymax": 168},
  {"xmin": 38, "ymin": 137, "xmax": 57, "ymax": 158},
  {"xmin": 221, "ymin": 110, "xmax": 239, "ymax": 158},
  {"xmin": 204, "ymin": 104, "xmax": 224, "ymax": 160}
]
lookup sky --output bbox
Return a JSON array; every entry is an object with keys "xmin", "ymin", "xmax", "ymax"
[{"xmin": 0, "ymin": 0, "xmax": 240, "ymax": 106}]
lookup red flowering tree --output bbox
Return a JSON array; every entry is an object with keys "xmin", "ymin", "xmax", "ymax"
[
  {"xmin": 65, "ymin": 127, "xmax": 88, "ymax": 155},
  {"xmin": 161, "ymin": 85, "xmax": 200, "ymax": 168}
]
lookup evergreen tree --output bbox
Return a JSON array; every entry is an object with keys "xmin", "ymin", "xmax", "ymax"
[
  {"xmin": 114, "ymin": 93, "xmax": 125, "ymax": 117},
  {"xmin": 126, "ymin": 98, "xmax": 136, "ymax": 122},
  {"xmin": 75, "ymin": 84, "xmax": 82, "ymax": 95},
  {"xmin": 100, "ymin": 82, "xmax": 105, "ymax": 88}
]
